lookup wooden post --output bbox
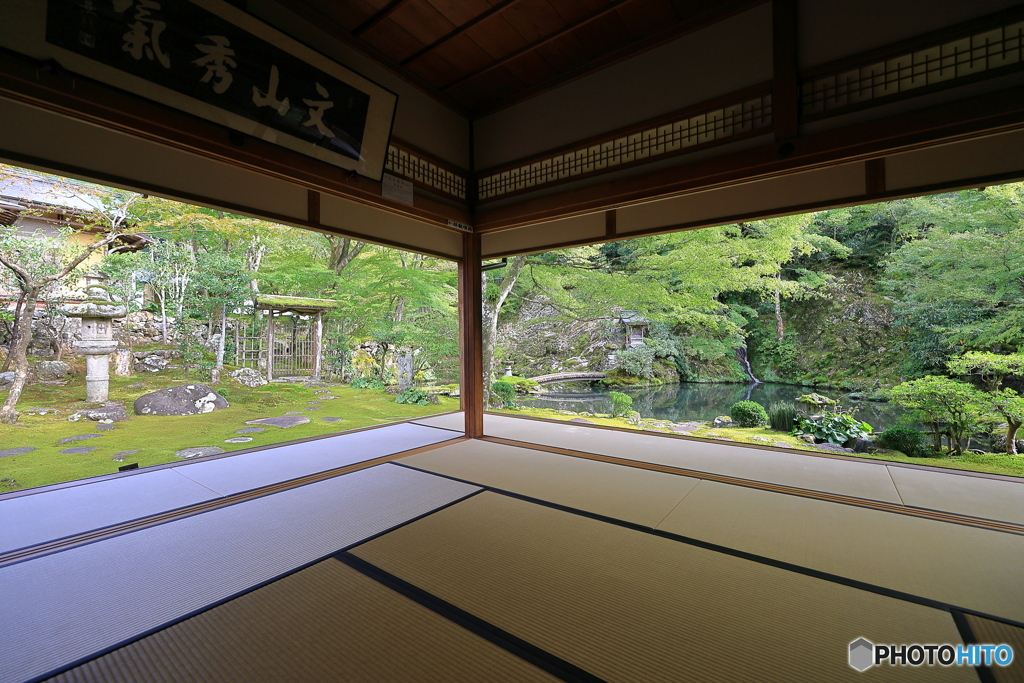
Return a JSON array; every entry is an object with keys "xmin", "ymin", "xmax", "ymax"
[
  {"xmin": 459, "ymin": 231, "xmax": 484, "ymax": 438},
  {"xmin": 266, "ymin": 311, "xmax": 275, "ymax": 381},
  {"xmin": 773, "ymin": 0, "xmax": 799, "ymax": 142},
  {"xmin": 312, "ymin": 310, "xmax": 323, "ymax": 380}
]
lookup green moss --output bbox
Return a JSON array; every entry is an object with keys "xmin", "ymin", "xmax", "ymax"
[{"xmin": 0, "ymin": 371, "xmax": 457, "ymax": 492}]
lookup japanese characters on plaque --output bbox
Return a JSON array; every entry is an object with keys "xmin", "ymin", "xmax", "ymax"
[{"xmin": 41, "ymin": 0, "xmax": 396, "ymax": 179}]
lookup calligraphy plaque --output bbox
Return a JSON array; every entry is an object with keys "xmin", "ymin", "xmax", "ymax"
[{"xmin": 2, "ymin": 0, "xmax": 397, "ymax": 180}]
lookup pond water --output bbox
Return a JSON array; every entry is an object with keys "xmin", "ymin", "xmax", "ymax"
[{"xmin": 520, "ymin": 381, "xmax": 909, "ymax": 431}]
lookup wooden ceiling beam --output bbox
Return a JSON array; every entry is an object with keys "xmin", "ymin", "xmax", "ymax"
[
  {"xmin": 440, "ymin": 0, "xmax": 637, "ymax": 92},
  {"xmin": 400, "ymin": 0, "xmax": 527, "ymax": 67},
  {"xmin": 352, "ymin": 0, "xmax": 415, "ymax": 37}
]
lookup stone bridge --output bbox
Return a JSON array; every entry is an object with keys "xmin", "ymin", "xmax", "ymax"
[{"xmin": 528, "ymin": 372, "xmax": 607, "ymax": 384}]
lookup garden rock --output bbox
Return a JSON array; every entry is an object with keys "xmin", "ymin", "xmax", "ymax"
[
  {"xmin": 96, "ymin": 424, "xmax": 115, "ymax": 431},
  {"xmin": 285, "ymin": 411, "xmax": 304, "ymax": 415},
  {"xmin": 175, "ymin": 446, "xmax": 224, "ymax": 459},
  {"xmin": 245, "ymin": 415, "xmax": 310, "ymax": 428},
  {"xmin": 24, "ymin": 407, "xmax": 59, "ymax": 416},
  {"xmin": 229, "ymin": 367, "xmax": 268, "ymax": 388},
  {"xmin": 224, "ymin": 437, "xmax": 253, "ymax": 443},
  {"xmin": 0, "ymin": 371, "xmax": 15, "ymax": 386},
  {"xmin": 322, "ymin": 417, "xmax": 343, "ymax": 422},
  {"xmin": 798, "ymin": 434, "xmax": 817, "ymax": 444},
  {"xmin": 61, "ymin": 447, "xmax": 98, "ymax": 454},
  {"xmin": 136, "ymin": 355, "xmax": 171, "ymax": 372},
  {"xmin": 851, "ymin": 438, "xmax": 872, "ymax": 453},
  {"xmin": 58, "ymin": 434, "xmax": 102, "ymax": 444},
  {"xmin": 815, "ymin": 443, "xmax": 854, "ymax": 453},
  {"xmin": 70, "ymin": 403, "xmax": 129, "ymax": 422},
  {"xmin": 568, "ymin": 417, "xmax": 595, "ymax": 424},
  {"xmin": 308, "ymin": 400, "xmax": 323, "ymax": 404},
  {"xmin": 134, "ymin": 384, "xmax": 229, "ymax": 416},
  {"xmin": 0, "ymin": 447, "xmax": 35, "ymax": 458},
  {"xmin": 236, "ymin": 427, "xmax": 265, "ymax": 434},
  {"xmin": 773, "ymin": 443, "xmax": 791, "ymax": 448},
  {"xmin": 305, "ymin": 407, "xmax": 321, "ymax": 410},
  {"xmin": 112, "ymin": 450, "xmax": 139, "ymax": 462},
  {"xmin": 35, "ymin": 360, "xmax": 71, "ymax": 381},
  {"xmin": 712, "ymin": 416, "xmax": 738, "ymax": 428}
]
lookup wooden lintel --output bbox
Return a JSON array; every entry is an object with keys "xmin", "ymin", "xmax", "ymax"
[
  {"xmin": 605, "ymin": 210, "xmax": 617, "ymax": 238},
  {"xmin": 459, "ymin": 232, "xmax": 484, "ymax": 438},
  {"xmin": 307, "ymin": 190, "xmax": 321, "ymax": 225},
  {"xmin": 473, "ymin": 86, "xmax": 1024, "ymax": 232},
  {"xmin": 865, "ymin": 158, "xmax": 887, "ymax": 195}
]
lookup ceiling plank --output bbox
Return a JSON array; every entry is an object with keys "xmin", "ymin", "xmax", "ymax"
[
  {"xmin": 352, "ymin": 0, "xmax": 416, "ymax": 37},
  {"xmin": 400, "ymin": 0, "xmax": 527, "ymax": 66},
  {"xmin": 439, "ymin": 0, "xmax": 636, "ymax": 91}
]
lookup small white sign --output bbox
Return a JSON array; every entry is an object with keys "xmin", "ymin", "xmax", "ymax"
[
  {"xmin": 381, "ymin": 172, "xmax": 414, "ymax": 206},
  {"xmin": 447, "ymin": 219, "xmax": 472, "ymax": 232}
]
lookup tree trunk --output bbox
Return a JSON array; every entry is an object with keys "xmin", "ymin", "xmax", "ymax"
[
  {"xmin": 773, "ymin": 286, "xmax": 785, "ymax": 342},
  {"xmin": 113, "ymin": 347, "xmax": 135, "ymax": 376},
  {"xmin": 1, "ymin": 291, "xmax": 26, "ymax": 373},
  {"xmin": 481, "ymin": 256, "xmax": 527, "ymax": 405},
  {"xmin": 159, "ymin": 288, "xmax": 169, "ymax": 344},
  {"xmin": 0, "ymin": 289, "xmax": 39, "ymax": 424},
  {"xmin": 1006, "ymin": 420, "xmax": 1021, "ymax": 456},
  {"xmin": 214, "ymin": 303, "xmax": 228, "ymax": 381}
]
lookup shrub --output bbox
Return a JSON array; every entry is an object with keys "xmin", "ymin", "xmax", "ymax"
[
  {"xmin": 395, "ymin": 387, "xmax": 430, "ymax": 406},
  {"xmin": 491, "ymin": 380, "xmax": 517, "ymax": 409},
  {"xmin": 793, "ymin": 412, "xmax": 872, "ymax": 446},
  {"xmin": 876, "ymin": 425, "xmax": 926, "ymax": 456},
  {"xmin": 615, "ymin": 345, "xmax": 657, "ymax": 379},
  {"xmin": 767, "ymin": 401, "xmax": 798, "ymax": 432},
  {"xmin": 351, "ymin": 377, "xmax": 384, "ymax": 390},
  {"xmin": 609, "ymin": 391, "xmax": 633, "ymax": 417},
  {"xmin": 497, "ymin": 376, "xmax": 540, "ymax": 392},
  {"xmin": 730, "ymin": 400, "xmax": 769, "ymax": 427}
]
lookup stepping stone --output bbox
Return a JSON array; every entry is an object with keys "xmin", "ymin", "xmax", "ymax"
[
  {"xmin": 0, "ymin": 447, "xmax": 35, "ymax": 458},
  {"xmin": 568, "ymin": 418, "xmax": 595, "ymax": 424},
  {"xmin": 305, "ymin": 407, "xmax": 321, "ymax": 411},
  {"xmin": 57, "ymin": 434, "xmax": 102, "ymax": 444},
  {"xmin": 96, "ymin": 424, "xmax": 116, "ymax": 431},
  {"xmin": 112, "ymin": 450, "xmax": 140, "ymax": 463},
  {"xmin": 245, "ymin": 415, "xmax": 310, "ymax": 429},
  {"xmin": 284, "ymin": 411, "xmax": 304, "ymax": 415},
  {"xmin": 322, "ymin": 417, "xmax": 343, "ymax": 423},
  {"xmin": 307, "ymin": 401, "xmax": 323, "ymax": 404},
  {"xmin": 315, "ymin": 390, "xmax": 333, "ymax": 394},
  {"xmin": 224, "ymin": 437, "xmax": 253, "ymax": 443},
  {"xmin": 236, "ymin": 427, "xmax": 265, "ymax": 434},
  {"xmin": 773, "ymin": 443, "xmax": 791, "ymax": 448},
  {"xmin": 61, "ymin": 447, "xmax": 98, "ymax": 454},
  {"xmin": 316, "ymin": 396, "xmax": 339, "ymax": 400},
  {"xmin": 175, "ymin": 446, "xmax": 224, "ymax": 459}
]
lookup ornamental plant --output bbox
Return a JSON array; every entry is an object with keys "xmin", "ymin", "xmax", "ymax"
[
  {"xmin": 767, "ymin": 401, "xmax": 798, "ymax": 432},
  {"xmin": 793, "ymin": 412, "xmax": 872, "ymax": 446},
  {"xmin": 876, "ymin": 425, "xmax": 927, "ymax": 457},
  {"xmin": 491, "ymin": 380, "xmax": 517, "ymax": 409},
  {"xmin": 395, "ymin": 387, "xmax": 431, "ymax": 406},
  {"xmin": 609, "ymin": 391, "xmax": 633, "ymax": 417},
  {"xmin": 730, "ymin": 400, "xmax": 769, "ymax": 427}
]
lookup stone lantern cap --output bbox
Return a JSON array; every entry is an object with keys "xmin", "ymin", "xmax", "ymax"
[{"xmin": 60, "ymin": 284, "xmax": 128, "ymax": 319}]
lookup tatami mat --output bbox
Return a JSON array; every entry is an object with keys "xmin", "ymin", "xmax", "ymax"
[
  {"xmin": 965, "ymin": 614, "xmax": 1024, "ymax": 683},
  {"xmin": 48, "ymin": 559, "xmax": 556, "ymax": 683},
  {"xmin": 0, "ymin": 465, "xmax": 478, "ymax": 683},
  {"xmin": 483, "ymin": 414, "xmax": 903, "ymax": 503},
  {"xmin": 399, "ymin": 439, "xmax": 699, "ymax": 527},
  {"xmin": 0, "ymin": 469, "xmax": 218, "ymax": 555},
  {"xmin": 887, "ymin": 465, "xmax": 1024, "ymax": 525},
  {"xmin": 656, "ymin": 479, "xmax": 1024, "ymax": 623},
  {"xmin": 413, "ymin": 411, "xmax": 466, "ymax": 432},
  {"xmin": 176, "ymin": 422, "xmax": 458, "ymax": 495},
  {"xmin": 352, "ymin": 491, "xmax": 972, "ymax": 682}
]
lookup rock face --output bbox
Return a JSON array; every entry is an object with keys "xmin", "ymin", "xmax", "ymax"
[
  {"xmin": 35, "ymin": 361, "xmax": 71, "ymax": 381},
  {"xmin": 134, "ymin": 384, "xmax": 229, "ymax": 416},
  {"xmin": 0, "ymin": 371, "xmax": 15, "ymax": 387},
  {"xmin": 69, "ymin": 403, "xmax": 129, "ymax": 422},
  {"xmin": 229, "ymin": 367, "xmax": 267, "ymax": 388}
]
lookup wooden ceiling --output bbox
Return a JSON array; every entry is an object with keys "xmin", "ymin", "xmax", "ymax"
[{"xmin": 291, "ymin": 0, "xmax": 764, "ymax": 117}]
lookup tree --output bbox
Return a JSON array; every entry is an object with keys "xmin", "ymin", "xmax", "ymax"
[
  {"xmin": 0, "ymin": 211, "xmax": 137, "ymax": 422},
  {"xmin": 987, "ymin": 389, "xmax": 1024, "ymax": 456},
  {"xmin": 887, "ymin": 376, "xmax": 991, "ymax": 455},
  {"xmin": 947, "ymin": 352, "xmax": 1024, "ymax": 455}
]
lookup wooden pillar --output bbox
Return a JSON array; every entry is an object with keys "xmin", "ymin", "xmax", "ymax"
[
  {"xmin": 773, "ymin": 0, "xmax": 799, "ymax": 142},
  {"xmin": 266, "ymin": 311, "xmax": 275, "ymax": 381},
  {"xmin": 459, "ymin": 231, "xmax": 484, "ymax": 438},
  {"xmin": 312, "ymin": 310, "xmax": 323, "ymax": 380}
]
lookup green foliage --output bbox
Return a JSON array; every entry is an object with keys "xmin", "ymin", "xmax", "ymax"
[
  {"xmin": 796, "ymin": 393, "xmax": 837, "ymax": 412},
  {"xmin": 615, "ymin": 345, "xmax": 657, "ymax": 379},
  {"xmin": 876, "ymin": 425, "xmax": 927, "ymax": 457},
  {"xmin": 491, "ymin": 380, "xmax": 516, "ymax": 409},
  {"xmin": 497, "ymin": 375, "xmax": 540, "ymax": 392},
  {"xmin": 350, "ymin": 377, "xmax": 384, "ymax": 390},
  {"xmin": 730, "ymin": 400, "xmax": 769, "ymax": 427},
  {"xmin": 793, "ymin": 412, "xmax": 872, "ymax": 445},
  {"xmin": 947, "ymin": 352, "xmax": 1024, "ymax": 392},
  {"xmin": 767, "ymin": 401, "xmax": 798, "ymax": 432},
  {"xmin": 395, "ymin": 387, "xmax": 430, "ymax": 406},
  {"xmin": 887, "ymin": 376, "xmax": 991, "ymax": 456},
  {"xmin": 608, "ymin": 391, "xmax": 633, "ymax": 417}
]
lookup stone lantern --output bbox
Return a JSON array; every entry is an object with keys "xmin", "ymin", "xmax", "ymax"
[{"xmin": 62, "ymin": 276, "xmax": 127, "ymax": 403}]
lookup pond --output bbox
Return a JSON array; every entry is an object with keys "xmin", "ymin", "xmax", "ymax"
[{"xmin": 519, "ymin": 381, "xmax": 909, "ymax": 431}]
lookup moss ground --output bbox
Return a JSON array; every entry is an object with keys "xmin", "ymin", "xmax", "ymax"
[
  {"xmin": 0, "ymin": 371, "xmax": 457, "ymax": 492},
  {"xmin": 495, "ymin": 406, "xmax": 1024, "ymax": 478}
]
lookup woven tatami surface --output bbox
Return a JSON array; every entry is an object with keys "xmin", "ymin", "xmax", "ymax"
[
  {"xmin": 964, "ymin": 614, "xmax": 1024, "ymax": 683},
  {"xmin": 352, "ymin": 492, "xmax": 973, "ymax": 682},
  {"xmin": 47, "ymin": 559, "xmax": 556, "ymax": 683}
]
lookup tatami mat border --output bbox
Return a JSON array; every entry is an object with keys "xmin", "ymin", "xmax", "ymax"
[
  {"xmin": 335, "ymin": 553, "xmax": 606, "ymax": 683},
  {"xmin": 0, "ymin": 437, "xmax": 467, "ymax": 568},
  {"xmin": 951, "ymin": 611, "xmax": 999, "ymax": 683},
  {"xmin": 392, "ymin": 462, "xmax": 1024, "ymax": 634},
  {"xmin": 485, "ymin": 412, "xmax": 1024, "ymax": 484},
  {"xmin": 480, "ymin": 435, "xmax": 1024, "ymax": 537}
]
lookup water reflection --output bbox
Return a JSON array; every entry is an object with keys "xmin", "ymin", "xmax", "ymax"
[{"xmin": 521, "ymin": 381, "xmax": 908, "ymax": 430}]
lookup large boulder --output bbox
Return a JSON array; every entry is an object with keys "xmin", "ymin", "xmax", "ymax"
[
  {"xmin": 229, "ymin": 367, "xmax": 267, "ymax": 388},
  {"xmin": 69, "ymin": 403, "xmax": 129, "ymax": 423},
  {"xmin": 134, "ymin": 384, "xmax": 229, "ymax": 416},
  {"xmin": 35, "ymin": 360, "xmax": 70, "ymax": 381}
]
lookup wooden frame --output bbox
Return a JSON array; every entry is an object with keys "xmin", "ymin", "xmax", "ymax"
[{"xmin": 459, "ymin": 231, "xmax": 483, "ymax": 438}]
